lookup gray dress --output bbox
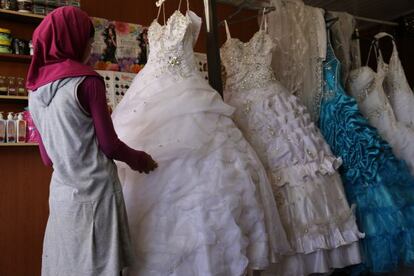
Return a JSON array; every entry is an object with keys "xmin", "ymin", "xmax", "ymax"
[{"xmin": 29, "ymin": 77, "xmax": 133, "ymax": 276}]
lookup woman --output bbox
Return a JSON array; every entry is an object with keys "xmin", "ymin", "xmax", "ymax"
[
  {"xmin": 103, "ymin": 23, "xmax": 118, "ymax": 64},
  {"xmin": 27, "ymin": 7, "xmax": 157, "ymax": 276}
]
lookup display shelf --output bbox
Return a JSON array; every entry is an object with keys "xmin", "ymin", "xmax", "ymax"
[
  {"xmin": 0, "ymin": 95, "xmax": 28, "ymax": 100},
  {"xmin": 0, "ymin": 9, "xmax": 44, "ymax": 24},
  {"xmin": 0, "ymin": 142, "xmax": 38, "ymax": 147},
  {"xmin": 0, "ymin": 53, "xmax": 32, "ymax": 63}
]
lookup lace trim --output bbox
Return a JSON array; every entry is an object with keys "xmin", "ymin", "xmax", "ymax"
[
  {"xmin": 269, "ymin": 155, "xmax": 342, "ymax": 189},
  {"xmin": 289, "ymin": 206, "xmax": 364, "ymax": 254}
]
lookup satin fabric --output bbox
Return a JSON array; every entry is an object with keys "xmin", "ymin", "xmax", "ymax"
[{"xmin": 318, "ymin": 36, "xmax": 414, "ymax": 274}]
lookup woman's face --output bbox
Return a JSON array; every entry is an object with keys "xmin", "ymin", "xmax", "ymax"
[{"xmin": 82, "ymin": 37, "xmax": 94, "ymax": 64}]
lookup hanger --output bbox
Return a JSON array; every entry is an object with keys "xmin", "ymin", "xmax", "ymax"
[
  {"xmin": 155, "ymin": 0, "xmax": 166, "ymax": 7},
  {"xmin": 220, "ymin": 6, "xmax": 275, "ymax": 26},
  {"xmin": 325, "ymin": 15, "xmax": 339, "ymax": 29},
  {"xmin": 222, "ymin": 0, "xmax": 248, "ymax": 25}
]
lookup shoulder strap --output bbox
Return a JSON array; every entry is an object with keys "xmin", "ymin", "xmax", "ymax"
[
  {"xmin": 374, "ymin": 32, "xmax": 398, "ymax": 63},
  {"xmin": 365, "ymin": 39, "xmax": 379, "ymax": 67},
  {"xmin": 259, "ymin": 8, "xmax": 267, "ymax": 32},
  {"xmin": 178, "ymin": 0, "xmax": 189, "ymax": 11},
  {"xmin": 156, "ymin": 0, "xmax": 166, "ymax": 24},
  {"xmin": 224, "ymin": 20, "xmax": 231, "ymax": 40}
]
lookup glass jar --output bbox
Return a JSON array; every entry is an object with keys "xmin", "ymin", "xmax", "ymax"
[
  {"xmin": 17, "ymin": 0, "xmax": 33, "ymax": 13},
  {"xmin": 0, "ymin": 28, "xmax": 12, "ymax": 47},
  {"xmin": 7, "ymin": 76, "xmax": 17, "ymax": 96},
  {"xmin": 16, "ymin": 77, "xmax": 26, "ymax": 96},
  {"xmin": 1, "ymin": 0, "xmax": 18, "ymax": 10},
  {"xmin": 0, "ymin": 76, "xmax": 7, "ymax": 96},
  {"xmin": 0, "ymin": 45, "xmax": 11, "ymax": 54}
]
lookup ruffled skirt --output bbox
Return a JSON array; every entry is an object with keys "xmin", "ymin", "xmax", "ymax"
[
  {"xmin": 225, "ymin": 82, "xmax": 364, "ymax": 276},
  {"xmin": 319, "ymin": 88, "xmax": 414, "ymax": 273},
  {"xmin": 112, "ymin": 71, "xmax": 290, "ymax": 275}
]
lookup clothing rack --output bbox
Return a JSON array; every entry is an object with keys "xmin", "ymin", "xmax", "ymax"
[
  {"xmin": 203, "ymin": 0, "xmax": 223, "ymax": 95},
  {"xmin": 354, "ymin": 15, "xmax": 399, "ymax": 27},
  {"xmin": 202, "ymin": 0, "xmax": 401, "ymax": 97}
]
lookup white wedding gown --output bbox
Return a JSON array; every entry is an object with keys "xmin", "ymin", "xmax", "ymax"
[
  {"xmin": 111, "ymin": 3, "xmax": 290, "ymax": 275},
  {"xmin": 221, "ymin": 19, "xmax": 363, "ymax": 276},
  {"xmin": 348, "ymin": 41, "xmax": 414, "ymax": 175},
  {"xmin": 376, "ymin": 32, "xmax": 414, "ymax": 129}
]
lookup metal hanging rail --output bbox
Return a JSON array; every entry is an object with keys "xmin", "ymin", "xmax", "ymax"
[
  {"xmin": 203, "ymin": 0, "xmax": 223, "ymax": 95},
  {"xmin": 354, "ymin": 15, "xmax": 399, "ymax": 27}
]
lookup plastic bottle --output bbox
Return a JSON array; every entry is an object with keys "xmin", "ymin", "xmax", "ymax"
[
  {"xmin": 0, "ymin": 112, "xmax": 5, "ymax": 143},
  {"xmin": 16, "ymin": 112, "xmax": 26, "ymax": 143},
  {"xmin": 6, "ymin": 112, "xmax": 16, "ymax": 143}
]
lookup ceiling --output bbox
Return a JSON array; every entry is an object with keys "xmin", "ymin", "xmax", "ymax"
[
  {"xmin": 218, "ymin": 0, "xmax": 414, "ymax": 22},
  {"xmin": 303, "ymin": 0, "xmax": 414, "ymax": 22}
]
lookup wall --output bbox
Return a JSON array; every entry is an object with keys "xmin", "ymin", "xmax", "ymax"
[
  {"xmin": 360, "ymin": 22, "xmax": 414, "ymax": 88},
  {"xmin": 0, "ymin": 1, "xmax": 259, "ymax": 276},
  {"xmin": 82, "ymin": 0, "xmax": 259, "ymax": 52}
]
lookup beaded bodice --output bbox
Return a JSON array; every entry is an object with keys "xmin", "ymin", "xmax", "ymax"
[
  {"xmin": 322, "ymin": 39, "xmax": 342, "ymax": 101},
  {"xmin": 348, "ymin": 64, "xmax": 397, "ymax": 130},
  {"xmin": 221, "ymin": 30, "xmax": 276, "ymax": 91},
  {"xmin": 146, "ymin": 10, "xmax": 201, "ymax": 79}
]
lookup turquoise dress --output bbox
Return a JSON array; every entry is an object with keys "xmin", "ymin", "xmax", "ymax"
[{"xmin": 318, "ymin": 36, "xmax": 414, "ymax": 274}]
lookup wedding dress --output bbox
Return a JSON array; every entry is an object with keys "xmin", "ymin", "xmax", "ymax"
[
  {"xmin": 319, "ymin": 29, "xmax": 414, "ymax": 274},
  {"xmin": 111, "ymin": 1, "xmax": 290, "ymax": 275},
  {"xmin": 375, "ymin": 32, "xmax": 414, "ymax": 129},
  {"xmin": 221, "ymin": 17, "xmax": 363, "ymax": 276},
  {"xmin": 348, "ymin": 40, "xmax": 414, "ymax": 174}
]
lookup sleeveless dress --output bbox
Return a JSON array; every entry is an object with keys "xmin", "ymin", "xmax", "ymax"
[
  {"xmin": 29, "ymin": 77, "xmax": 133, "ymax": 276},
  {"xmin": 221, "ymin": 21, "xmax": 363, "ymax": 276},
  {"xmin": 318, "ymin": 33, "xmax": 414, "ymax": 274},
  {"xmin": 111, "ymin": 7, "xmax": 289, "ymax": 275},
  {"xmin": 376, "ymin": 32, "xmax": 414, "ymax": 129},
  {"xmin": 348, "ymin": 52, "xmax": 414, "ymax": 174}
]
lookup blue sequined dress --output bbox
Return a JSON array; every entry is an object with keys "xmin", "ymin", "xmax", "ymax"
[{"xmin": 318, "ymin": 34, "xmax": 414, "ymax": 274}]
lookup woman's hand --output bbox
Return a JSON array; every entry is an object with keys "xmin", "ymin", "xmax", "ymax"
[{"xmin": 135, "ymin": 151, "xmax": 158, "ymax": 174}]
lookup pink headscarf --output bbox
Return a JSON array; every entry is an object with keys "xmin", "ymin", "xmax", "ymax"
[{"xmin": 26, "ymin": 6, "xmax": 99, "ymax": 91}]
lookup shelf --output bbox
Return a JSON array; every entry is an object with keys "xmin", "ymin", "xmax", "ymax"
[
  {"xmin": 0, "ymin": 95, "xmax": 28, "ymax": 100},
  {"xmin": 0, "ymin": 53, "xmax": 32, "ymax": 63},
  {"xmin": 0, "ymin": 8, "xmax": 44, "ymax": 24},
  {"xmin": 0, "ymin": 142, "xmax": 38, "ymax": 147}
]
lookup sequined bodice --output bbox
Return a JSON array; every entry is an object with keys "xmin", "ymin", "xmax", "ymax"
[
  {"xmin": 348, "ymin": 67, "xmax": 397, "ymax": 129},
  {"xmin": 221, "ymin": 30, "xmax": 276, "ymax": 91},
  {"xmin": 146, "ymin": 10, "xmax": 201, "ymax": 79},
  {"xmin": 322, "ymin": 42, "xmax": 342, "ymax": 101}
]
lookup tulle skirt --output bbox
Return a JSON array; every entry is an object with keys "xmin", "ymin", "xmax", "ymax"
[
  {"xmin": 112, "ymin": 68, "xmax": 290, "ymax": 275},
  {"xmin": 225, "ymin": 82, "xmax": 364, "ymax": 276},
  {"xmin": 319, "ymin": 86, "xmax": 414, "ymax": 273}
]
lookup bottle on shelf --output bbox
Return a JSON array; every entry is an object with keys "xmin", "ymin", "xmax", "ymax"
[
  {"xmin": 0, "ymin": 111, "xmax": 6, "ymax": 142},
  {"xmin": 6, "ymin": 111, "xmax": 16, "ymax": 143},
  {"xmin": 16, "ymin": 112, "xmax": 26, "ymax": 142}
]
